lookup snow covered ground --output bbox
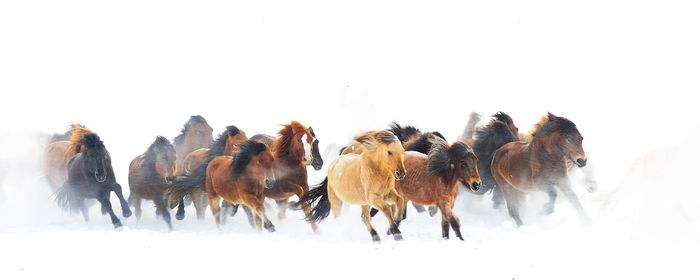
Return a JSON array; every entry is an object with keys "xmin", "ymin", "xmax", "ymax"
[{"xmin": 1, "ymin": 1, "xmax": 699, "ymax": 279}]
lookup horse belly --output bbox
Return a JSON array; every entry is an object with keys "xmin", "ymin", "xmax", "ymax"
[{"xmin": 328, "ymin": 157, "xmax": 365, "ymax": 205}]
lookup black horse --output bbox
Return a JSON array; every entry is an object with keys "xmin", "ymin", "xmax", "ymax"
[
  {"xmin": 472, "ymin": 112, "xmax": 519, "ymax": 208},
  {"xmin": 54, "ymin": 133, "xmax": 132, "ymax": 228}
]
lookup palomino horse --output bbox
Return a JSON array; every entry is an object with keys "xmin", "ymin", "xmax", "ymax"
[
  {"xmin": 393, "ymin": 138, "xmax": 481, "ymax": 240},
  {"xmin": 164, "ymin": 140, "xmax": 277, "ymax": 232},
  {"xmin": 128, "ymin": 136, "xmax": 177, "ymax": 229},
  {"xmin": 300, "ymin": 130, "xmax": 406, "ymax": 242},
  {"xmin": 174, "ymin": 125, "xmax": 247, "ymax": 220},
  {"xmin": 491, "ymin": 113, "xmax": 590, "ymax": 226},
  {"xmin": 171, "ymin": 115, "xmax": 213, "ymax": 219},
  {"xmin": 44, "ymin": 124, "xmax": 93, "ymax": 191},
  {"xmin": 54, "ymin": 133, "xmax": 132, "ymax": 228}
]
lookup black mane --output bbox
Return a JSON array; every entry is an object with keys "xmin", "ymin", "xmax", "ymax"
[
  {"xmin": 388, "ymin": 122, "xmax": 421, "ymax": 143},
  {"xmin": 405, "ymin": 132, "xmax": 446, "ymax": 154},
  {"xmin": 144, "ymin": 136, "xmax": 173, "ymax": 177},
  {"xmin": 232, "ymin": 140, "xmax": 268, "ymax": 179},
  {"xmin": 427, "ymin": 139, "xmax": 470, "ymax": 184},
  {"xmin": 209, "ymin": 125, "xmax": 241, "ymax": 157},
  {"xmin": 536, "ymin": 114, "xmax": 579, "ymax": 137}
]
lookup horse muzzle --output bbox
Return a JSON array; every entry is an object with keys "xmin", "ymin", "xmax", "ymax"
[
  {"xmin": 312, "ymin": 159, "xmax": 323, "ymax": 171},
  {"xmin": 265, "ymin": 179, "xmax": 275, "ymax": 189},
  {"xmin": 469, "ymin": 181, "xmax": 481, "ymax": 192},
  {"xmin": 575, "ymin": 158, "xmax": 587, "ymax": 168}
]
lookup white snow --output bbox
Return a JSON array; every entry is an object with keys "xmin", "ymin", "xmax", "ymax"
[{"xmin": 1, "ymin": 0, "xmax": 700, "ymax": 279}]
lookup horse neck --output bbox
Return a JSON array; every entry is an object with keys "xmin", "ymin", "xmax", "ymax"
[
  {"xmin": 360, "ymin": 150, "xmax": 393, "ymax": 179},
  {"xmin": 529, "ymin": 136, "xmax": 565, "ymax": 166}
]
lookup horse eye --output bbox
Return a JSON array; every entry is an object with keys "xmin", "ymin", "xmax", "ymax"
[{"xmin": 388, "ymin": 151, "xmax": 393, "ymax": 156}]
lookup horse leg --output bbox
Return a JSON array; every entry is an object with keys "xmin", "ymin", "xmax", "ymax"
[
  {"xmin": 251, "ymin": 198, "xmax": 275, "ymax": 233},
  {"xmin": 412, "ymin": 203, "xmax": 426, "ymax": 213},
  {"xmin": 97, "ymin": 192, "xmax": 122, "ymax": 228},
  {"xmin": 111, "ymin": 183, "xmax": 132, "ymax": 218},
  {"xmin": 241, "ymin": 205, "xmax": 256, "ymax": 228},
  {"xmin": 290, "ymin": 184, "xmax": 319, "ymax": 232},
  {"xmin": 428, "ymin": 206, "xmax": 438, "ymax": 217},
  {"xmin": 437, "ymin": 204, "xmax": 450, "ymax": 239},
  {"xmin": 543, "ymin": 185, "xmax": 557, "ymax": 215},
  {"xmin": 558, "ymin": 180, "xmax": 592, "ymax": 225},
  {"xmin": 491, "ymin": 185, "xmax": 504, "ymax": 209},
  {"xmin": 155, "ymin": 198, "xmax": 173, "ymax": 231},
  {"xmin": 361, "ymin": 205, "xmax": 380, "ymax": 242},
  {"xmin": 501, "ymin": 183, "xmax": 524, "ymax": 227},
  {"xmin": 440, "ymin": 201, "xmax": 463, "ymax": 241},
  {"xmin": 192, "ymin": 188, "xmax": 207, "ymax": 220},
  {"xmin": 327, "ymin": 186, "xmax": 343, "ymax": 219},
  {"xmin": 78, "ymin": 198, "xmax": 89, "ymax": 222},
  {"xmin": 175, "ymin": 198, "xmax": 186, "ymax": 220},
  {"xmin": 208, "ymin": 196, "xmax": 222, "ymax": 227},
  {"xmin": 275, "ymin": 199, "xmax": 289, "ymax": 220},
  {"xmin": 369, "ymin": 194, "xmax": 402, "ymax": 241},
  {"xmin": 130, "ymin": 194, "xmax": 143, "ymax": 221}
]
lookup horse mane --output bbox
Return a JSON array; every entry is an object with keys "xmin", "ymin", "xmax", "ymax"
[
  {"xmin": 354, "ymin": 130, "xmax": 400, "ymax": 150},
  {"xmin": 427, "ymin": 138, "xmax": 470, "ymax": 184},
  {"xmin": 80, "ymin": 133, "xmax": 104, "ymax": 150},
  {"xmin": 493, "ymin": 111, "xmax": 514, "ymax": 126},
  {"xmin": 144, "ymin": 136, "xmax": 172, "ymax": 176},
  {"xmin": 209, "ymin": 125, "xmax": 241, "ymax": 157},
  {"xmin": 388, "ymin": 122, "xmax": 421, "ymax": 143},
  {"xmin": 232, "ymin": 140, "xmax": 268, "ymax": 179},
  {"xmin": 405, "ymin": 132, "xmax": 446, "ymax": 154},
  {"xmin": 272, "ymin": 121, "xmax": 308, "ymax": 161},
  {"xmin": 173, "ymin": 115, "xmax": 208, "ymax": 147},
  {"xmin": 66, "ymin": 126, "xmax": 94, "ymax": 157},
  {"xmin": 529, "ymin": 112, "xmax": 578, "ymax": 138}
]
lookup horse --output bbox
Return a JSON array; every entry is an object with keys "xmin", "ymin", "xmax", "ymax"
[
  {"xmin": 173, "ymin": 125, "xmax": 248, "ymax": 220},
  {"xmin": 491, "ymin": 113, "xmax": 590, "ymax": 226},
  {"xmin": 299, "ymin": 130, "xmax": 406, "ymax": 242},
  {"xmin": 173, "ymin": 115, "xmax": 213, "ymax": 175},
  {"xmin": 171, "ymin": 115, "xmax": 213, "ymax": 219},
  {"xmin": 393, "ymin": 138, "xmax": 481, "ymax": 240},
  {"xmin": 54, "ymin": 133, "xmax": 132, "ymax": 228},
  {"xmin": 471, "ymin": 112, "xmax": 519, "ymax": 208},
  {"xmin": 164, "ymin": 140, "xmax": 277, "ymax": 232},
  {"xmin": 459, "ymin": 111, "xmax": 519, "ymax": 147},
  {"xmin": 127, "ymin": 136, "xmax": 177, "ymax": 230},
  {"xmin": 44, "ymin": 124, "xmax": 93, "ymax": 191}
]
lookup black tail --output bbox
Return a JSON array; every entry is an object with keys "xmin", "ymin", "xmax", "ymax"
[
  {"xmin": 300, "ymin": 177, "xmax": 330, "ymax": 223},
  {"xmin": 163, "ymin": 161, "xmax": 208, "ymax": 208},
  {"xmin": 53, "ymin": 184, "xmax": 78, "ymax": 214}
]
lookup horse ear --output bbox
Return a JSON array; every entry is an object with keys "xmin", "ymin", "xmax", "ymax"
[{"xmin": 548, "ymin": 112, "xmax": 557, "ymax": 120}]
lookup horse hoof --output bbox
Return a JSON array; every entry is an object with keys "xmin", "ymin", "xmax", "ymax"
[
  {"xmin": 175, "ymin": 213, "xmax": 185, "ymax": 220},
  {"xmin": 267, "ymin": 227, "xmax": 276, "ymax": 233},
  {"xmin": 457, "ymin": 236, "xmax": 464, "ymax": 241},
  {"xmin": 114, "ymin": 221, "xmax": 123, "ymax": 229},
  {"xmin": 372, "ymin": 235, "xmax": 381, "ymax": 242},
  {"xmin": 123, "ymin": 209, "xmax": 133, "ymax": 218},
  {"xmin": 393, "ymin": 233, "xmax": 404, "ymax": 241},
  {"xmin": 386, "ymin": 229, "xmax": 392, "ymax": 236}
]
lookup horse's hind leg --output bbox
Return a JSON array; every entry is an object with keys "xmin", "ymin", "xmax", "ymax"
[
  {"xmin": 275, "ymin": 199, "xmax": 289, "ymax": 220},
  {"xmin": 361, "ymin": 205, "xmax": 380, "ymax": 242},
  {"xmin": 155, "ymin": 198, "xmax": 173, "ymax": 231},
  {"xmin": 500, "ymin": 183, "xmax": 524, "ymax": 227},
  {"xmin": 97, "ymin": 192, "xmax": 122, "ymax": 229},
  {"xmin": 543, "ymin": 185, "xmax": 557, "ymax": 215},
  {"xmin": 112, "ymin": 183, "xmax": 132, "ymax": 218},
  {"xmin": 175, "ymin": 198, "xmax": 186, "ymax": 220},
  {"xmin": 130, "ymin": 194, "xmax": 143, "ymax": 221},
  {"xmin": 491, "ymin": 186, "xmax": 505, "ymax": 209},
  {"xmin": 208, "ymin": 196, "xmax": 223, "ymax": 227},
  {"xmin": 192, "ymin": 188, "xmax": 207, "ymax": 220}
]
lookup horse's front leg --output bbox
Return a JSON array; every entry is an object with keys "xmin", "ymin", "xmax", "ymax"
[
  {"xmin": 98, "ymin": 191, "xmax": 122, "ymax": 229},
  {"xmin": 557, "ymin": 179, "xmax": 591, "ymax": 225},
  {"xmin": 111, "ymin": 183, "xmax": 132, "ymax": 218}
]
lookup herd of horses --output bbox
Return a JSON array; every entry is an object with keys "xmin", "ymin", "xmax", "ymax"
[{"xmin": 42, "ymin": 112, "xmax": 594, "ymax": 241}]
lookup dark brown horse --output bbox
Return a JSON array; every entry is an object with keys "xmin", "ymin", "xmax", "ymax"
[
  {"xmin": 128, "ymin": 136, "xmax": 177, "ymax": 229},
  {"xmin": 394, "ymin": 138, "xmax": 481, "ymax": 240},
  {"xmin": 54, "ymin": 133, "xmax": 132, "ymax": 228},
  {"xmin": 171, "ymin": 116, "xmax": 213, "ymax": 219},
  {"xmin": 492, "ymin": 113, "xmax": 589, "ymax": 226},
  {"xmin": 164, "ymin": 140, "xmax": 277, "ymax": 231}
]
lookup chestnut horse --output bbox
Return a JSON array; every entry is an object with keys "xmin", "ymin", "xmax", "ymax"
[
  {"xmin": 174, "ymin": 125, "xmax": 248, "ymax": 220},
  {"xmin": 164, "ymin": 140, "xmax": 276, "ymax": 231},
  {"xmin": 54, "ymin": 133, "xmax": 132, "ymax": 228},
  {"xmin": 171, "ymin": 115, "xmax": 213, "ymax": 219},
  {"xmin": 44, "ymin": 124, "xmax": 93, "ymax": 191},
  {"xmin": 394, "ymin": 138, "xmax": 481, "ymax": 240},
  {"xmin": 492, "ymin": 113, "xmax": 589, "ymax": 226},
  {"xmin": 128, "ymin": 136, "xmax": 177, "ymax": 229},
  {"xmin": 299, "ymin": 131, "xmax": 406, "ymax": 242}
]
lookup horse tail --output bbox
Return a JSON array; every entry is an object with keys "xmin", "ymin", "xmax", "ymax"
[
  {"xmin": 299, "ymin": 177, "xmax": 330, "ymax": 223},
  {"xmin": 163, "ymin": 160, "xmax": 208, "ymax": 207},
  {"xmin": 53, "ymin": 184, "xmax": 78, "ymax": 214}
]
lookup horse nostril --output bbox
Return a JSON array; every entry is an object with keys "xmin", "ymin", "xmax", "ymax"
[
  {"xmin": 471, "ymin": 182, "xmax": 481, "ymax": 191},
  {"xmin": 577, "ymin": 158, "xmax": 587, "ymax": 167}
]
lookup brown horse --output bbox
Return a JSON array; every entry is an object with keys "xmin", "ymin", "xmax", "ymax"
[
  {"xmin": 300, "ymin": 130, "xmax": 406, "ymax": 242},
  {"xmin": 164, "ymin": 140, "xmax": 277, "ymax": 231},
  {"xmin": 255, "ymin": 121, "xmax": 322, "ymax": 232},
  {"xmin": 171, "ymin": 115, "xmax": 213, "ymax": 219},
  {"xmin": 44, "ymin": 124, "xmax": 93, "ymax": 191},
  {"xmin": 394, "ymin": 138, "xmax": 481, "ymax": 240},
  {"xmin": 491, "ymin": 113, "xmax": 589, "ymax": 226},
  {"xmin": 173, "ymin": 115, "xmax": 213, "ymax": 175},
  {"xmin": 128, "ymin": 136, "xmax": 177, "ymax": 230}
]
